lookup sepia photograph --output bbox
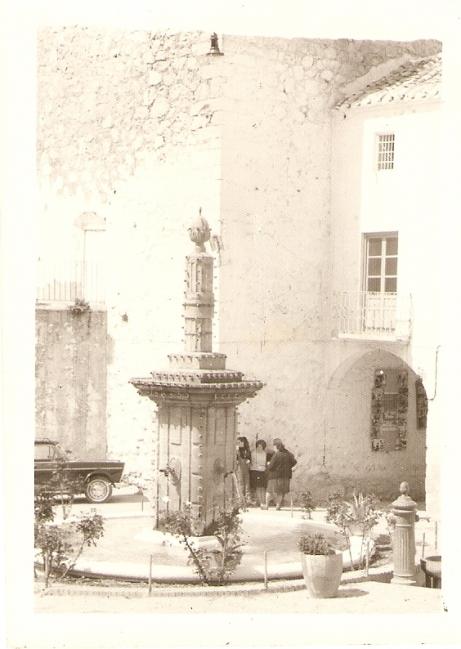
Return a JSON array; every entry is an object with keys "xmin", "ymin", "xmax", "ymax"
[{"xmin": 3, "ymin": 1, "xmax": 461, "ymax": 647}]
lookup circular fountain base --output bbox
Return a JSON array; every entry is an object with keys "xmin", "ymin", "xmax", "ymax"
[{"xmin": 55, "ymin": 508, "xmax": 375, "ymax": 584}]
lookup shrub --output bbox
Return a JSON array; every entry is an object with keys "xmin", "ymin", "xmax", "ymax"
[
  {"xmin": 202, "ymin": 507, "xmax": 244, "ymax": 584},
  {"xmin": 298, "ymin": 533, "xmax": 335, "ymax": 556},
  {"xmin": 69, "ymin": 298, "xmax": 90, "ymax": 315},
  {"xmin": 326, "ymin": 490, "xmax": 382, "ymax": 573},
  {"xmin": 298, "ymin": 490, "xmax": 316, "ymax": 519},
  {"xmin": 34, "ymin": 464, "xmax": 105, "ymax": 587},
  {"xmin": 159, "ymin": 503, "xmax": 245, "ymax": 586},
  {"xmin": 34, "ymin": 521, "xmax": 73, "ymax": 587},
  {"xmin": 60, "ymin": 512, "xmax": 105, "ymax": 579}
]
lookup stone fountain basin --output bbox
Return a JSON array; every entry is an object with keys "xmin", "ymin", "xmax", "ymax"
[{"xmin": 49, "ymin": 509, "xmax": 375, "ymax": 583}]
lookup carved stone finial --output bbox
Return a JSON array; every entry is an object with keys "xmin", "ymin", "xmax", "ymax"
[
  {"xmin": 188, "ymin": 208, "xmax": 211, "ymax": 253},
  {"xmin": 399, "ymin": 481, "xmax": 409, "ymax": 495}
]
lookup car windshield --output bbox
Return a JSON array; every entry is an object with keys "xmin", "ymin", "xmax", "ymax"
[
  {"xmin": 53, "ymin": 444, "xmax": 67, "ymax": 460},
  {"xmin": 35, "ymin": 443, "xmax": 67, "ymax": 461}
]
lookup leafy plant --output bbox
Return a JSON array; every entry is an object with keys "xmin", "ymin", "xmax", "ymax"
[
  {"xmin": 326, "ymin": 492, "xmax": 354, "ymax": 570},
  {"xmin": 159, "ymin": 503, "xmax": 245, "ymax": 586},
  {"xmin": 159, "ymin": 504, "xmax": 210, "ymax": 584},
  {"xmin": 46, "ymin": 456, "xmax": 77, "ymax": 519},
  {"xmin": 34, "ymin": 465, "xmax": 105, "ymax": 587},
  {"xmin": 34, "ymin": 521, "xmax": 73, "ymax": 588},
  {"xmin": 34, "ymin": 492, "xmax": 55, "ymax": 524},
  {"xmin": 298, "ymin": 533, "xmax": 335, "ymax": 556},
  {"xmin": 202, "ymin": 506, "xmax": 244, "ymax": 584},
  {"xmin": 299, "ymin": 490, "xmax": 316, "ymax": 519},
  {"xmin": 60, "ymin": 512, "xmax": 105, "ymax": 579},
  {"xmin": 69, "ymin": 298, "xmax": 90, "ymax": 315},
  {"xmin": 326, "ymin": 490, "xmax": 381, "ymax": 574},
  {"xmin": 350, "ymin": 492, "xmax": 381, "ymax": 534}
]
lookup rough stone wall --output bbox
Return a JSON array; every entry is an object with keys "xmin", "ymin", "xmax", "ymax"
[
  {"xmin": 38, "ymin": 27, "xmax": 224, "ymax": 474},
  {"xmin": 38, "ymin": 28, "xmax": 223, "ymax": 201},
  {"xmin": 35, "ymin": 308, "xmax": 107, "ymax": 458}
]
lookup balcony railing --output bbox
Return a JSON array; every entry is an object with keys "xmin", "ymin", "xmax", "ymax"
[
  {"xmin": 332, "ymin": 291, "xmax": 411, "ymax": 341},
  {"xmin": 36, "ymin": 259, "xmax": 105, "ymax": 307}
]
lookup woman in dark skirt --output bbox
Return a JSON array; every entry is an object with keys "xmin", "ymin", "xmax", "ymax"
[{"xmin": 263, "ymin": 438, "xmax": 297, "ymax": 510}]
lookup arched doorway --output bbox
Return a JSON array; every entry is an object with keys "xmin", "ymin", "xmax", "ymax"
[{"xmin": 324, "ymin": 349, "xmax": 427, "ymax": 502}]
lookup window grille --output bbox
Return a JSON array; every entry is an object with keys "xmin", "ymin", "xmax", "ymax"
[{"xmin": 377, "ymin": 134, "xmax": 395, "ymax": 170}]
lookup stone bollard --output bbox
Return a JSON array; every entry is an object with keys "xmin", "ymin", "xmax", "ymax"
[{"xmin": 388, "ymin": 481, "xmax": 418, "ymax": 585}]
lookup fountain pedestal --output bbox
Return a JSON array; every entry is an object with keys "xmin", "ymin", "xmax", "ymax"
[
  {"xmin": 130, "ymin": 212, "xmax": 263, "ymax": 534},
  {"xmin": 389, "ymin": 481, "xmax": 418, "ymax": 585}
]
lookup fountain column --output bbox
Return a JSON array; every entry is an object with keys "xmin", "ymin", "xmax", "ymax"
[{"xmin": 130, "ymin": 211, "xmax": 263, "ymax": 534}]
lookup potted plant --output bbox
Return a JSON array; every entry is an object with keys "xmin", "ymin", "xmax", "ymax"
[{"xmin": 298, "ymin": 533, "xmax": 343, "ymax": 598}]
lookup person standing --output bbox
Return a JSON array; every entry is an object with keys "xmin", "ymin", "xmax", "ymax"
[
  {"xmin": 263, "ymin": 438, "xmax": 297, "ymax": 510},
  {"xmin": 235, "ymin": 436, "xmax": 251, "ymax": 505},
  {"xmin": 249, "ymin": 439, "xmax": 270, "ymax": 507}
]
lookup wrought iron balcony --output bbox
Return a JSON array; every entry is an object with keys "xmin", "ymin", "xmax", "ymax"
[
  {"xmin": 331, "ymin": 291, "xmax": 412, "ymax": 341},
  {"xmin": 36, "ymin": 259, "xmax": 105, "ymax": 308}
]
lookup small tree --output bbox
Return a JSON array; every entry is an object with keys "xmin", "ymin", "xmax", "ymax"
[
  {"xmin": 34, "ymin": 494, "xmax": 73, "ymax": 588},
  {"xmin": 299, "ymin": 490, "xmax": 316, "ymax": 519},
  {"xmin": 159, "ymin": 504, "xmax": 210, "ymax": 585},
  {"xmin": 60, "ymin": 512, "xmax": 105, "ymax": 579},
  {"xmin": 159, "ymin": 503, "xmax": 245, "ymax": 586},
  {"xmin": 350, "ymin": 491, "xmax": 381, "ymax": 574},
  {"xmin": 326, "ymin": 492, "xmax": 354, "ymax": 570},
  {"xmin": 326, "ymin": 490, "xmax": 381, "ymax": 574},
  {"xmin": 47, "ymin": 456, "xmax": 76, "ymax": 520},
  {"xmin": 202, "ymin": 506, "xmax": 244, "ymax": 585},
  {"xmin": 34, "ymin": 466, "xmax": 105, "ymax": 587}
]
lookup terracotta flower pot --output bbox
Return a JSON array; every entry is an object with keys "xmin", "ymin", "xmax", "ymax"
[{"xmin": 300, "ymin": 552, "xmax": 343, "ymax": 598}]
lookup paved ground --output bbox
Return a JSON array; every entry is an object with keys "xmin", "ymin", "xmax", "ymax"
[
  {"xmin": 35, "ymin": 488, "xmax": 444, "ymax": 616},
  {"xmin": 34, "ymin": 578, "xmax": 444, "ymax": 614}
]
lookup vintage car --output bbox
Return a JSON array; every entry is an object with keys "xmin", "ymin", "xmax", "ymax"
[{"xmin": 34, "ymin": 438, "xmax": 125, "ymax": 503}]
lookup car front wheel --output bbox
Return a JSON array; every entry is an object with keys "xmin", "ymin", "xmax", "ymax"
[{"xmin": 85, "ymin": 477, "xmax": 113, "ymax": 503}]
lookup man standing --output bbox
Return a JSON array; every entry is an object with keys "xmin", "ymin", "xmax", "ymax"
[{"xmin": 263, "ymin": 438, "xmax": 297, "ymax": 510}]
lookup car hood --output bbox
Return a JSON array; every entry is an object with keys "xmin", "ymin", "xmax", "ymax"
[{"xmin": 65, "ymin": 460, "xmax": 124, "ymax": 468}]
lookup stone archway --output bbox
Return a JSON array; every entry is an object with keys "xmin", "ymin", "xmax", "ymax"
[{"xmin": 323, "ymin": 348, "xmax": 427, "ymax": 501}]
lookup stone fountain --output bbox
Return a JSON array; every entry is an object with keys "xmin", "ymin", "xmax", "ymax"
[{"xmin": 130, "ymin": 211, "xmax": 263, "ymax": 534}]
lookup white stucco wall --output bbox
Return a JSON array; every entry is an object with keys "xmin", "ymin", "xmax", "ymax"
[
  {"xmin": 215, "ymin": 37, "xmax": 439, "ymax": 499},
  {"xmin": 330, "ymin": 97, "xmax": 442, "ymax": 507}
]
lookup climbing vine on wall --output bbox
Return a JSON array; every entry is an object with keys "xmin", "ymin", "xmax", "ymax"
[
  {"xmin": 370, "ymin": 370, "xmax": 385, "ymax": 451},
  {"xmin": 395, "ymin": 369, "xmax": 408, "ymax": 450},
  {"xmin": 415, "ymin": 377, "xmax": 428, "ymax": 429}
]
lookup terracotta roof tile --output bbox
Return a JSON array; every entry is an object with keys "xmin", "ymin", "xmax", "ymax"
[{"xmin": 337, "ymin": 54, "xmax": 441, "ymax": 109}]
